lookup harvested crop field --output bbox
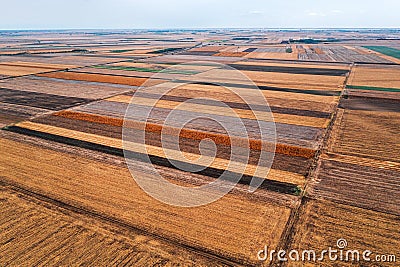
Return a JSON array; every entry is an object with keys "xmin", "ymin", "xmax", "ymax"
[
  {"xmin": 0, "ymin": 76, "xmax": 133, "ymax": 99},
  {"xmin": 0, "ymin": 87, "xmax": 91, "ymax": 110},
  {"xmin": 0, "ymin": 186, "xmax": 226, "ymax": 266},
  {"xmin": 347, "ymin": 64, "xmax": 400, "ymax": 89}
]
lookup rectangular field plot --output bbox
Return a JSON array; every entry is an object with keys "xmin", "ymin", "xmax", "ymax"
[
  {"xmin": 309, "ymin": 154, "xmax": 400, "ymax": 215},
  {"xmin": 328, "ymin": 109, "xmax": 400, "ymax": 162},
  {"xmin": 347, "ymin": 65, "xmax": 400, "ymax": 89},
  {"xmin": 0, "ymin": 61, "xmax": 76, "ymax": 77},
  {"xmin": 286, "ymin": 199, "xmax": 400, "ymax": 267}
]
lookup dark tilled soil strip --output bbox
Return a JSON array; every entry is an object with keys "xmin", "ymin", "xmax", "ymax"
[
  {"xmin": 339, "ymin": 95, "xmax": 400, "ymax": 112},
  {"xmin": 0, "ymin": 87, "xmax": 92, "ymax": 110},
  {"xmin": 228, "ymin": 63, "xmax": 350, "ymax": 76},
  {"xmin": 242, "ymin": 48, "xmax": 257, "ymax": 53}
]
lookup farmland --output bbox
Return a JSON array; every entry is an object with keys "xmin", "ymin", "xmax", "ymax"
[{"xmin": 0, "ymin": 29, "xmax": 399, "ymax": 266}]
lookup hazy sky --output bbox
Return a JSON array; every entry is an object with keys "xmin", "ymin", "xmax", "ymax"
[{"xmin": 1, "ymin": 0, "xmax": 399, "ymax": 29}]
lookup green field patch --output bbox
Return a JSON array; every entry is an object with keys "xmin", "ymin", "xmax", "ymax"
[
  {"xmin": 363, "ymin": 46, "xmax": 400, "ymax": 60},
  {"xmin": 347, "ymin": 85, "xmax": 400, "ymax": 93},
  {"xmin": 149, "ymin": 47, "xmax": 182, "ymax": 54},
  {"xmin": 110, "ymin": 49, "xmax": 135, "ymax": 53}
]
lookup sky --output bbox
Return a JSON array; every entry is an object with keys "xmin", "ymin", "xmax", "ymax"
[{"xmin": 1, "ymin": 0, "xmax": 399, "ymax": 30}]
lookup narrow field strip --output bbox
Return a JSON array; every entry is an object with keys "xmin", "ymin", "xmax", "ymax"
[
  {"xmin": 228, "ymin": 63, "xmax": 349, "ymax": 76},
  {"xmin": 346, "ymin": 85, "xmax": 400, "ymax": 92},
  {"xmin": 0, "ymin": 87, "xmax": 92, "ymax": 110},
  {"xmin": 0, "ymin": 61, "xmax": 78, "ymax": 70}
]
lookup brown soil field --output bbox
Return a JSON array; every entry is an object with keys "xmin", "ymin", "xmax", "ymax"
[
  {"xmin": 37, "ymin": 71, "xmax": 166, "ymax": 87},
  {"xmin": 308, "ymin": 153, "xmax": 400, "ymax": 216},
  {"xmin": 0, "ymin": 186, "xmax": 225, "ymax": 266},
  {"xmin": 286, "ymin": 199, "xmax": 400, "ymax": 267},
  {"xmin": 328, "ymin": 109, "xmax": 400, "ymax": 162},
  {"xmin": 0, "ymin": 76, "xmax": 132, "ymax": 99},
  {"xmin": 0, "ymin": 136, "xmax": 293, "ymax": 265},
  {"xmin": 348, "ymin": 65, "xmax": 400, "ymax": 88}
]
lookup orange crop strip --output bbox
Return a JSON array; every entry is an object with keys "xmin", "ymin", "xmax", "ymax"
[{"xmin": 54, "ymin": 110, "xmax": 316, "ymax": 159}]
